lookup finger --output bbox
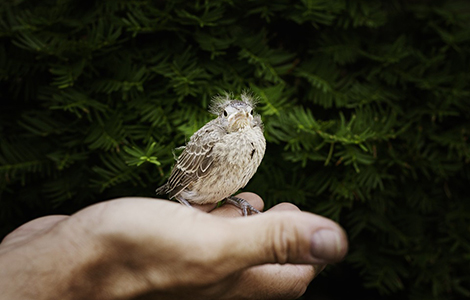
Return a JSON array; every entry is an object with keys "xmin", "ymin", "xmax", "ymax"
[
  {"xmin": 217, "ymin": 210, "xmax": 348, "ymax": 270},
  {"xmin": 265, "ymin": 202, "xmax": 301, "ymax": 212},
  {"xmin": 210, "ymin": 192, "xmax": 264, "ymax": 217},
  {"xmin": 264, "ymin": 203, "xmax": 327, "ymax": 277},
  {"xmin": 227, "ymin": 264, "xmax": 317, "ymax": 300}
]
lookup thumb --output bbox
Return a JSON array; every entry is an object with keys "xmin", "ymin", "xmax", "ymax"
[{"xmin": 221, "ymin": 210, "xmax": 348, "ymax": 268}]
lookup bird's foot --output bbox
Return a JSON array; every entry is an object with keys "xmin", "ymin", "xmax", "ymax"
[{"xmin": 225, "ymin": 196, "xmax": 261, "ymax": 217}]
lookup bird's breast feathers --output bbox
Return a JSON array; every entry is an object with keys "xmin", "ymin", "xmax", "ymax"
[{"xmin": 178, "ymin": 126, "xmax": 265, "ymax": 204}]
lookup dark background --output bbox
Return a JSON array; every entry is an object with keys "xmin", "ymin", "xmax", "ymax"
[{"xmin": 1, "ymin": 1, "xmax": 469, "ymax": 299}]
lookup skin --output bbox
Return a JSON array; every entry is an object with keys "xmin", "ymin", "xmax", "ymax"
[{"xmin": 0, "ymin": 193, "xmax": 348, "ymax": 300}]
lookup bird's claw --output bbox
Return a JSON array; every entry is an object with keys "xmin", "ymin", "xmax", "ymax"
[{"xmin": 225, "ymin": 196, "xmax": 261, "ymax": 217}]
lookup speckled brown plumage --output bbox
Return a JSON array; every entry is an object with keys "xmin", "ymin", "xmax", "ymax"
[{"xmin": 156, "ymin": 92, "xmax": 266, "ymax": 215}]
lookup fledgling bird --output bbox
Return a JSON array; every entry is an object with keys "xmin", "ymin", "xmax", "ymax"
[{"xmin": 156, "ymin": 92, "xmax": 266, "ymax": 216}]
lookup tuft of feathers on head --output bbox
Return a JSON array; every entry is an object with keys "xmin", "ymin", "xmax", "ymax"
[{"xmin": 209, "ymin": 91, "xmax": 259, "ymax": 115}]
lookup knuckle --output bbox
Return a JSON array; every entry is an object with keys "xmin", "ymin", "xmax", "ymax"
[{"xmin": 268, "ymin": 218, "xmax": 300, "ymax": 264}]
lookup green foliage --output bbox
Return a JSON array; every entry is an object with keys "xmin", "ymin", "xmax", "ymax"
[{"xmin": 1, "ymin": 0, "xmax": 470, "ymax": 299}]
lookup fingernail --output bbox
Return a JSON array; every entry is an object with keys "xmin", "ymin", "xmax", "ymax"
[{"xmin": 310, "ymin": 229, "xmax": 343, "ymax": 262}]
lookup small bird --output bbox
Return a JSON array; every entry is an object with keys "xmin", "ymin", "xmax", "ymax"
[{"xmin": 156, "ymin": 92, "xmax": 266, "ymax": 216}]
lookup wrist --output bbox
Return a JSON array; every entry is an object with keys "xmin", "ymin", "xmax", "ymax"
[
  {"xmin": 0, "ymin": 230, "xmax": 74, "ymax": 299},
  {"xmin": 0, "ymin": 219, "xmax": 105, "ymax": 300}
]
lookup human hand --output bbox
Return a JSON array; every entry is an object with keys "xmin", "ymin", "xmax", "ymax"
[{"xmin": 0, "ymin": 193, "xmax": 348, "ymax": 300}]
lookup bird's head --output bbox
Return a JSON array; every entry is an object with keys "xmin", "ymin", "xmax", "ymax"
[{"xmin": 210, "ymin": 92, "xmax": 262, "ymax": 132}]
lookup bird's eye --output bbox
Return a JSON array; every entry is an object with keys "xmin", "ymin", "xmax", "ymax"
[
  {"xmin": 223, "ymin": 110, "xmax": 228, "ymax": 117},
  {"xmin": 249, "ymin": 109, "xmax": 253, "ymax": 115}
]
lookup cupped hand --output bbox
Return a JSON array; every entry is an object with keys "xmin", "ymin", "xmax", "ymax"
[{"xmin": 0, "ymin": 193, "xmax": 348, "ymax": 300}]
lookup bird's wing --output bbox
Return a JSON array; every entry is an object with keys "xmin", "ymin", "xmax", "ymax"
[{"xmin": 165, "ymin": 121, "xmax": 224, "ymax": 198}]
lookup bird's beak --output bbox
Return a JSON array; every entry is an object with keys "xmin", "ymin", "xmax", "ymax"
[{"xmin": 228, "ymin": 112, "xmax": 253, "ymax": 131}]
